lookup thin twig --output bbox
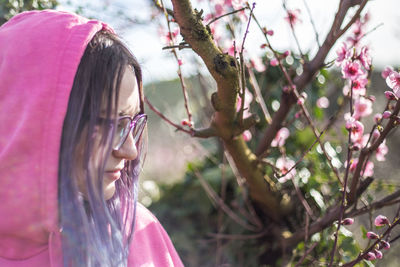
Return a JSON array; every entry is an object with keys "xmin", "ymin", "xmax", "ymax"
[
  {"xmin": 291, "ymin": 177, "xmax": 316, "ymax": 220},
  {"xmin": 302, "ymin": 0, "xmax": 320, "ymax": 47},
  {"xmin": 247, "ymin": 65, "xmax": 272, "ymax": 124},
  {"xmin": 282, "ymin": 1, "xmax": 304, "ymax": 58},
  {"xmin": 295, "ymin": 242, "xmax": 319, "ymax": 267},
  {"xmin": 160, "ymin": 0, "xmax": 193, "ymax": 124},
  {"xmin": 207, "ymin": 230, "xmax": 268, "ymax": 240},
  {"xmin": 193, "ymin": 170, "xmax": 260, "ymax": 231},
  {"xmin": 206, "ymin": 7, "xmax": 247, "ymax": 26},
  {"xmin": 144, "ymin": 96, "xmax": 193, "ymax": 135},
  {"xmin": 162, "ymin": 44, "xmax": 191, "ymax": 50}
]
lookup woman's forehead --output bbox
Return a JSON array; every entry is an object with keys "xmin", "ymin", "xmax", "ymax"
[{"xmin": 118, "ymin": 67, "xmax": 140, "ymax": 116}]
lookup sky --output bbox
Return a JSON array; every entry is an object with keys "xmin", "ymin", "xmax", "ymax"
[{"xmin": 58, "ymin": 0, "xmax": 400, "ymax": 85}]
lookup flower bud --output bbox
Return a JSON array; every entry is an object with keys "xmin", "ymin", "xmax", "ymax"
[
  {"xmin": 380, "ymin": 240, "xmax": 390, "ymax": 250},
  {"xmin": 267, "ymin": 30, "xmax": 274, "ymax": 36},
  {"xmin": 374, "ymin": 113, "xmax": 382, "ymax": 123},
  {"xmin": 270, "ymin": 58, "xmax": 279, "ymax": 66},
  {"xmin": 297, "ymin": 98, "xmax": 305, "ymax": 105},
  {"xmin": 367, "ymin": 231, "xmax": 379, "ymax": 239},
  {"xmin": 242, "ymin": 130, "xmax": 252, "ymax": 142},
  {"xmin": 295, "ymin": 111, "xmax": 302, "ymax": 119},
  {"xmin": 385, "ymin": 91, "xmax": 397, "ymax": 100},
  {"xmin": 372, "ymin": 129, "xmax": 380, "ymax": 139},
  {"xmin": 181, "ymin": 119, "xmax": 193, "ymax": 127},
  {"xmin": 374, "ymin": 215, "xmax": 390, "ymax": 226},
  {"xmin": 342, "ymin": 218, "xmax": 354, "ymax": 225},
  {"xmin": 382, "ymin": 111, "xmax": 392, "ymax": 119},
  {"xmin": 374, "ymin": 249, "xmax": 383, "ymax": 259},
  {"xmin": 365, "ymin": 251, "xmax": 376, "ymax": 261},
  {"xmin": 283, "ymin": 50, "xmax": 290, "ymax": 57},
  {"xmin": 368, "ymin": 95, "xmax": 376, "ymax": 102},
  {"xmin": 260, "ymin": 43, "xmax": 267, "ymax": 49}
]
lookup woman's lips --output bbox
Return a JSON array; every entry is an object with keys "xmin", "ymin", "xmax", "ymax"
[{"xmin": 105, "ymin": 170, "xmax": 121, "ymax": 181}]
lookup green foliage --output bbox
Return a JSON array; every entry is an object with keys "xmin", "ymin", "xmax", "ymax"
[
  {"xmin": 0, "ymin": 0, "xmax": 58, "ymax": 25},
  {"xmin": 149, "ymin": 157, "xmax": 264, "ymax": 266}
]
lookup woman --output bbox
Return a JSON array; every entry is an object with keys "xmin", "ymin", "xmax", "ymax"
[{"xmin": 0, "ymin": 9, "xmax": 183, "ymax": 267}]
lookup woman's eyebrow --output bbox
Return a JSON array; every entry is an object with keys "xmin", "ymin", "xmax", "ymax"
[{"xmin": 118, "ymin": 106, "xmax": 140, "ymax": 116}]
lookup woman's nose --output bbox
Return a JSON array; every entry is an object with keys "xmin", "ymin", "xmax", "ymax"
[{"xmin": 112, "ymin": 132, "xmax": 138, "ymax": 160}]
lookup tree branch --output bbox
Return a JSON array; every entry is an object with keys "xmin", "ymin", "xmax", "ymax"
[
  {"xmin": 170, "ymin": 0, "xmax": 283, "ymax": 220},
  {"xmin": 255, "ymin": 0, "xmax": 369, "ymax": 156}
]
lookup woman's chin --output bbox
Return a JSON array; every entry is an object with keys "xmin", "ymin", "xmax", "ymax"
[{"xmin": 103, "ymin": 182, "xmax": 116, "ymax": 200}]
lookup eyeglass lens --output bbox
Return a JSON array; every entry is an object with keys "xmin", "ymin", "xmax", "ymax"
[{"xmin": 113, "ymin": 115, "xmax": 146, "ymax": 150}]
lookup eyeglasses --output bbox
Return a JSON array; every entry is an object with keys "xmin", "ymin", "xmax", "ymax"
[{"xmin": 112, "ymin": 113, "xmax": 147, "ymax": 150}]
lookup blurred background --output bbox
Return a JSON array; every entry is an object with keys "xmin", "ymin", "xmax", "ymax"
[{"xmin": 2, "ymin": 0, "xmax": 400, "ymax": 266}]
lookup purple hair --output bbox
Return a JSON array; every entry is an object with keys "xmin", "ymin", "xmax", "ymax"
[{"xmin": 58, "ymin": 30, "xmax": 146, "ymax": 266}]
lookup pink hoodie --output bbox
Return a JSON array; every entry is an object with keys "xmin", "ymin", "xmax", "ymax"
[{"xmin": 0, "ymin": 10, "xmax": 183, "ymax": 267}]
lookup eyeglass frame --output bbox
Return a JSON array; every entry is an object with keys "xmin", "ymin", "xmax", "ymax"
[{"xmin": 112, "ymin": 113, "xmax": 147, "ymax": 151}]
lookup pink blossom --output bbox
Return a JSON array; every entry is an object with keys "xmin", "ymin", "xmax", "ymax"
[
  {"xmin": 297, "ymin": 98, "xmax": 304, "ymax": 105},
  {"xmin": 353, "ymin": 77, "xmax": 368, "ymax": 92},
  {"xmin": 177, "ymin": 59, "xmax": 183, "ymax": 66},
  {"xmin": 359, "ymin": 46, "xmax": 372, "ymax": 70},
  {"xmin": 375, "ymin": 215, "xmax": 389, "ymax": 226},
  {"xmin": 374, "ymin": 250, "xmax": 383, "ymax": 259},
  {"xmin": 381, "ymin": 66, "xmax": 394, "ymax": 79},
  {"xmin": 363, "ymin": 160, "xmax": 374, "ymax": 177},
  {"xmin": 376, "ymin": 141, "xmax": 388, "ymax": 162},
  {"xmin": 214, "ymin": 4, "xmax": 225, "ymax": 16},
  {"xmin": 380, "ymin": 240, "xmax": 390, "ymax": 250},
  {"xmin": 316, "ymin": 97, "xmax": 330, "ymax": 109},
  {"xmin": 386, "ymin": 71, "xmax": 400, "ymax": 96},
  {"xmin": 353, "ymin": 97, "xmax": 372, "ymax": 119},
  {"xmin": 284, "ymin": 9, "xmax": 301, "ymax": 27},
  {"xmin": 336, "ymin": 43, "xmax": 349, "ymax": 65},
  {"xmin": 346, "ymin": 118, "xmax": 364, "ymax": 143},
  {"xmin": 270, "ymin": 58, "xmax": 279, "ymax": 66},
  {"xmin": 250, "ymin": 57, "xmax": 266, "ymax": 72},
  {"xmin": 348, "ymin": 159, "xmax": 374, "ymax": 177},
  {"xmin": 203, "ymin": 14, "xmax": 213, "ymax": 23},
  {"xmin": 342, "ymin": 218, "xmax": 354, "ymax": 225},
  {"xmin": 271, "ymin": 127, "xmax": 290, "ymax": 147},
  {"xmin": 242, "ymin": 130, "xmax": 252, "ymax": 142},
  {"xmin": 231, "ymin": 0, "xmax": 246, "ymax": 9},
  {"xmin": 367, "ymin": 231, "xmax": 379, "ymax": 239},
  {"xmin": 283, "ymin": 85, "xmax": 295, "ymax": 93},
  {"xmin": 374, "ymin": 113, "xmax": 382, "ymax": 123},
  {"xmin": 236, "ymin": 88, "xmax": 253, "ymax": 118},
  {"xmin": 342, "ymin": 60, "xmax": 365, "ymax": 80},
  {"xmin": 276, "ymin": 157, "xmax": 296, "ymax": 183},
  {"xmin": 225, "ymin": 40, "xmax": 237, "ymax": 56},
  {"xmin": 382, "ymin": 111, "xmax": 392, "ymax": 119},
  {"xmin": 295, "ymin": 111, "xmax": 302, "ymax": 118}
]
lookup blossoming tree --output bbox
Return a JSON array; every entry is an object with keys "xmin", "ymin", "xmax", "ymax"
[{"xmin": 146, "ymin": 0, "xmax": 400, "ymax": 265}]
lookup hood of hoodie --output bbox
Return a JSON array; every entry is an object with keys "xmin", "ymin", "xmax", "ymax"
[{"xmin": 0, "ymin": 10, "xmax": 113, "ymax": 260}]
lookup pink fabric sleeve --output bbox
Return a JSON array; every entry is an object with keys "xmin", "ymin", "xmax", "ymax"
[{"xmin": 128, "ymin": 204, "xmax": 184, "ymax": 267}]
